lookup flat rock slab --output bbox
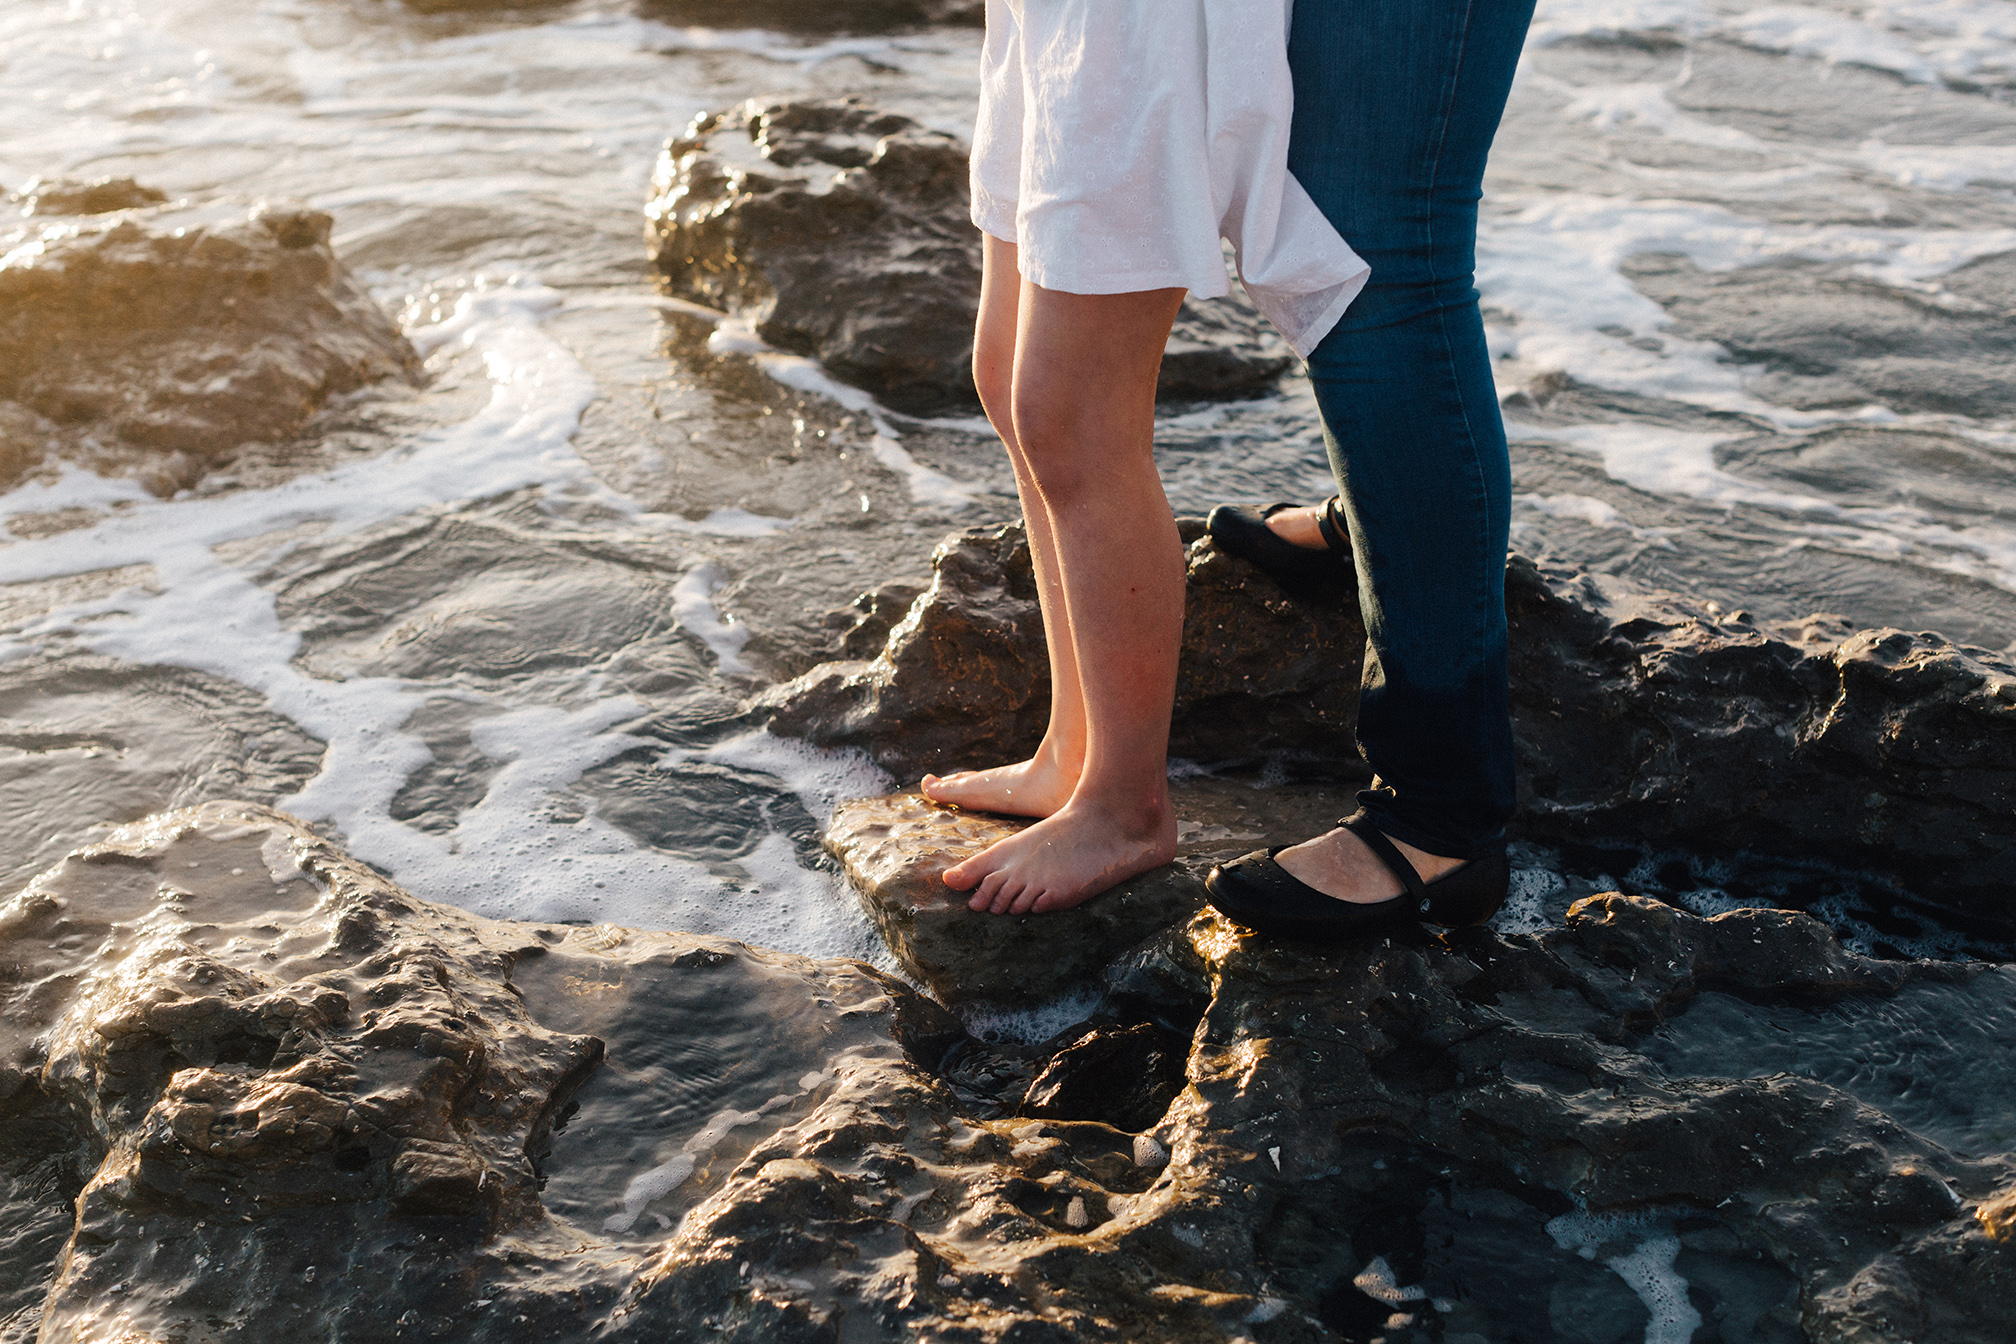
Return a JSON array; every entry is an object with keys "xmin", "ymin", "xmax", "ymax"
[
  {"xmin": 825, "ymin": 783, "xmax": 1361, "ymax": 1007},
  {"xmin": 826, "ymin": 793, "xmax": 1207, "ymax": 1007}
]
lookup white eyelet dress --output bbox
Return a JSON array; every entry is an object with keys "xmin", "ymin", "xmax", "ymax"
[{"xmin": 970, "ymin": 0, "xmax": 1370, "ymax": 358}]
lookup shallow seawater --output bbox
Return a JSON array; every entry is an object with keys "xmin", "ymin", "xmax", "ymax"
[
  {"xmin": 1642, "ymin": 972, "xmax": 2016, "ymax": 1159},
  {"xmin": 0, "ymin": 0, "xmax": 2013, "ymax": 960}
]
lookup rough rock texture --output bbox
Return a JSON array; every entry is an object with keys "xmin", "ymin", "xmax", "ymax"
[
  {"xmin": 636, "ymin": 0, "xmax": 983, "ymax": 31},
  {"xmin": 0, "ymin": 193, "xmax": 421, "ymax": 495},
  {"xmin": 823, "ymin": 792, "xmax": 1209, "ymax": 1006},
  {"xmin": 1506, "ymin": 555, "xmax": 2016, "ymax": 911},
  {"xmin": 647, "ymin": 100, "xmax": 1294, "ymax": 414},
  {"xmin": 763, "ymin": 522, "xmax": 2016, "ymax": 914},
  {"xmin": 9, "ymin": 802, "xmax": 2010, "ymax": 1342},
  {"xmin": 760, "ymin": 518, "xmax": 1366, "ymax": 781}
]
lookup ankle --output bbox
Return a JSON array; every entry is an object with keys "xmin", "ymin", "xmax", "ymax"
[{"xmin": 1066, "ymin": 784, "xmax": 1171, "ymax": 838}]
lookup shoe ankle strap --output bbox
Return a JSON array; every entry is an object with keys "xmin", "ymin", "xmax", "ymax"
[{"xmin": 1341, "ymin": 813, "xmax": 1426, "ymax": 902}]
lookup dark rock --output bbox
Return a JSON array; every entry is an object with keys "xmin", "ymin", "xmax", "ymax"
[
  {"xmin": 1506, "ymin": 554, "xmax": 2016, "ymax": 912},
  {"xmin": 647, "ymin": 99, "xmax": 1295, "ymax": 414},
  {"xmin": 636, "ymin": 0, "xmax": 983, "ymax": 32},
  {"xmin": 0, "ymin": 194, "xmax": 421, "ymax": 495},
  {"xmin": 0, "ymin": 801, "xmax": 969, "ymax": 1340},
  {"xmin": 1022, "ymin": 1022, "xmax": 1188, "ymax": 1133},
  {"xmin": 7, "ymin": 175, "xmax": 167, "ymax": 217},
  {"xmin": 760, "ymin": 519, "xmax": 1365, "ymax": 781},
  {"xmin": 7, "ymin": 803, "xmax": 2013, "ymax": 1340},
  {"xmin": 764, "ymin": 522, "xmax": 2016, "ymax": 914}
]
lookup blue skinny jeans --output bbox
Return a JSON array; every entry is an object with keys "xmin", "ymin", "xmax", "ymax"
[{"xmin": 1287, "ymin": 0, "xmax": 1533, "ymax": 859}]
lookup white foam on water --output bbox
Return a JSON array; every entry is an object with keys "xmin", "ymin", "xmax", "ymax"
[
  {"xmin": 1506, "ymin": 419, "xmax": 2016, "ymax": 591},
  {"xmin": 1352, "ymin": 1256, "xmax": 1431, "ymax": 1305},
  {"xmin": 1857, "ymin": 138, "xmax": 2016, "ymax": 190},
  {"xmin": 671, "ymin": 562, "xmax": 752, "ymax": 676},
  {"xmin": 1528, "ymin": 0, "xmax": 1713, "ymax": 47},
  {"xmin": 0, "ymin": 278, "xmax": 865, "ymax": 950},
  {"xmin": 1535, "ymin": 76, "xmax": 1769, "ymax": 151},
  {"xmin": 1513, "ymin": 491, "xmax": 1679, "ymax": 548},
  {"xmin": 1727, "ymin": 4, "xmax": 1943, "ymax": 81},
  {"xmin": 1547, "ymin": 1210, "xmax": 1704, "ymax": 1344},
  {"xmin": 960, "ymin": 985, "xmax": 1105, "ymax": 1045},
  {"xmin": 670, "ymin": 729, "xmax": 895, "ymax": 828},
  {"xmin": 1495, "ymin": 864, "xmax": 1565, "ymax": 936}
]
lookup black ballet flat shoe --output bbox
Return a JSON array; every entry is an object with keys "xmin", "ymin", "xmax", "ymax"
[
  {"xmin": 1203, "ymin": 813, "xmax": 1509, "ymax": 942},
  {"xmin": 1203, "ymin": 496, "xmax": 1353, "ymax": 587}
]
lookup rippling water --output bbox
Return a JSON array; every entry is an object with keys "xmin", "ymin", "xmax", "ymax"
[{"xmin": 1, "ymin": 0, "xmax": 2013, "ymax": 960}]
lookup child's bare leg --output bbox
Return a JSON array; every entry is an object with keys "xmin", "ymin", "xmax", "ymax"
[
  {"xmin": 942, "ymin": 279, "xmax": 1187, "ymax": 914},
  {"xmin": 922, "ymin": 235, "xmax": 1087, "ymax": 818}
]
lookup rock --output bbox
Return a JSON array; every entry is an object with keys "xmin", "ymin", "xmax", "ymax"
[
  {"xmin": 763, "ymin": 522, "xmax": 2016, "ymax": 914},
  {"xmin": 647, "ymin": 99, "xmax": 1295, "ymax": 414},
  {"xmin": 760, "ymin": 518, "xmax": 1366, "ymax": 781},
  {"xmin": 1505, "ymin": 554, "xmax": 2016, "ymax": 912},
  {"xmin": 0, "ymin": 193, "xmax": 421, "ymax": 495},
  {"xmin": 635, "ymin": 0, "xmax": 983, "ymax": 31},
  {"xmin": 1022, "ymin": 1022, "xmax": 1188, "ymax": 1133},
  {"xmin": 823, "ymin": 791, "xmax": 1209, "ymax": 1006},
  {"xmin": 7, "ymin": 175, "xmax": 166, "ymax": 217},
  {"xmin": 0, "ymin": 801, "xmax": 967, "ymax": 1339},
  {"xmin": 6, "ymin": 802, "xmax": 2011, "ymax": 1340}
]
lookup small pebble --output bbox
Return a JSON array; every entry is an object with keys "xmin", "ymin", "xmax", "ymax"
[
  {"xmin": 1065, "ymin": 1196, "xmax": 1088, "ymax": 1229},
  {"xmin": 1132, "ymin": 1135, "xmax": 1167, "ymax": 1170}
]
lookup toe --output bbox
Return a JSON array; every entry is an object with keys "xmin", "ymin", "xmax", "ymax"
[
  {"xmin": 942, "ymin": 857, "xmax": 981, "ymax": 892},
  {"xmin": 967, "ymin": 870, "xmax": 1008, "ymax": 911},
  {"xmin": 987, "ymin": 876, "xmax": 1024, "ymax": 915}
]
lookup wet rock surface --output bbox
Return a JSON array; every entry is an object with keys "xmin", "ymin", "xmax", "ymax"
[
  {"xmin": 823, "ymin": 780, "xmax": 1357, "ymax": 1008},
  {"xmin": 0, "ymin": 193, "xmax": 420, "ymax": 495},
  {"xmin": 765, "ymin": 522, "xmax": 2016, "ymax": 916},
  {"xmin": 761, "ymin": 518, "xmax": 1366, "ymax": 782},
  {"xmin": 7, "ymin": 803, "xmax": 2012, "ymax": 1342},
  {"xmin": 823, "ymin": 792, "xmax": 1209, "ymax": 1007},
  {"xmin": 647, "ymin": 100, "xmax": 1294, "ymax": 414}
]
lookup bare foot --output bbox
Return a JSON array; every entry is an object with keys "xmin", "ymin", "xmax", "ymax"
[
  {"xmin": 941, "ymin": 796, "xmax": 1177, "ymax": 915},
  {"xmin": 920, "ymin": 754, "xmax": 1078, "ymax": 818},
  {"xmin": 1275, "ymin": 825, "xmax": 1466, "ymax": 904}
]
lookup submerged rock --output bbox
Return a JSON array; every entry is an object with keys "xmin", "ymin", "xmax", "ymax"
[
  {"xmin": 636, "ymin": 0, "xmax": 983, "ymax": 31},
  {"xmin": 0, "ymin": 192, "xmax": 421, "ymax": 495},
  {"xmin": 6, "ymin": 176, "xmax": 167, "ymax": 218},
  {"xmin": 764, "ymin": 521, "xmax": 2016, "ymax": 914},
  {"xmin": 6, "ymin": 802, "xmax": 2011, "ymax": 1342},
  {"xmin": 647, "ymin": 99, "xmax": 1294, "ymax": 414}
]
